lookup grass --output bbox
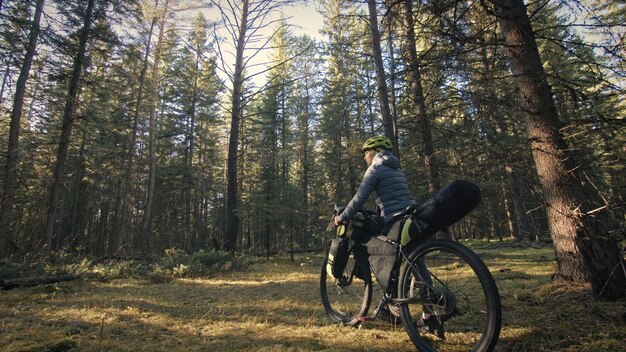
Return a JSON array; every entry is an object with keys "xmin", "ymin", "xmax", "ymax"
[{"xmin": 0, "ymin": 241, "xmax": 624, "ymax": 351}]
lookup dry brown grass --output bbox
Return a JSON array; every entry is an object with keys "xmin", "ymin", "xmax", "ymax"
[{"xmin": 0, "ymin": 242, "xmax": 624, "ymax": 351}]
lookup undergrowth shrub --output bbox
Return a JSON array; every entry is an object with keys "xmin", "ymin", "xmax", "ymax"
[
  {"xmin": 0, "ymin": 261, "xmax": 24, "ymax": 280},
  {"xmin": 1, "ymin": 248, "xmax": 249, "ymax": 284},
  {"xmin": 149, "ymin": 248, "xmax": 250, "ymax": 282}
]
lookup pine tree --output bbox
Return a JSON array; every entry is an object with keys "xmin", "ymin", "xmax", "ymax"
[
  {"xmin": 366, "ymin": 0, "xmax": 396, "ymax": 150},
  {"xmin": 43, "ymin": 0, "xmax": 97, "ymax": 256},
  {"xmin": 492, "ymin": 0, "xmax": 625, "ymax": 299},
  {"xmin": 289, "ymin": 34, "xmax": 320, "ymax": 248},
  {"xmin": 0, "ymin": 0, "xmax": 45, "ymax": 257}
]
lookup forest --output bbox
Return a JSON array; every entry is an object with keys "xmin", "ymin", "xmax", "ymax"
[{"xmin": 0, "ymin": 0, "xmax": 624, "ymax": 300}]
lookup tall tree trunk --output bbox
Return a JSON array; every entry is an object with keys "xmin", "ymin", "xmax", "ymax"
[
  {"xmin": 0, "ymin": 0, "xmax": 45, "ymax": 258},
  {"xmin": 334, "ymin": 107, "xmax": 346, "ymax": 205},
  {"xmin": 301, "ymin": 83, "xmax": 311, "ymax": 247},
  {"xmin": 386, "ymin": 10, "xmax": 398, "ymax": 132},
  {"xmin": 67, "ymin": 131, "xmax": 88, "ymax": 251},
  {"xmin": 278, "ymin": 80, "xmax": 285, "ymax": 189},
  {"xmin": 367, "ymin": 0, "xmax": 397, "ymax": 153},
  {"xmin": 506, "ymin": 164, "xmax": 530, "ymax": 241},
  {"xmin": 184, "ymin": 42, "xmax": 200, "ymax": 251},
  {"xmin": 366, "ymin": 77, "xmax": 375, "ymax": 133},
  {"xmin": 0, "ymin": 56, "xmax": 11, "ymax": 107},
  {"xmin": 43, "ymin": 0, "xmax": 94, "ymax": 256},
  {"xmin": 224, "ymin": 0, "xmax": 249, "ymax": 252},
  {"xmin": 139, "ymin": 0, "xmax": 170, "ymax": 255},
  {"xmin": 502, "ymin": 180, "xmax": 515, "ymax": 239},
  {"xmin": 494, "ymin": 0, "xmax": 624, "ymax": 299},
  {"xmin": 110, "ymin": 0, "xmax": 158, "ymax": 256},
  {"xmin": 401, "ymin": 0, "xmax": 440, "ymax": 194},
  {"xmin": 264, "ymin": 181, "xmax": 271, "ymax": 259}
]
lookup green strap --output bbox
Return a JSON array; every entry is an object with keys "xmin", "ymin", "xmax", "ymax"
[
  {"xmin": 336, "ymin": 224, "xmax": 346, "ymax": 237},
  {"xmin": 401, "ymin": 218, "xmax": 412, "ymax": 246}
]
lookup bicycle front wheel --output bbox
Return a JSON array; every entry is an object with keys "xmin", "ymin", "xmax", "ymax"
[
  {"xmin": 320, "ymin": 249, "xmax": 372, "ymax": 327},
  {"xmin": 397, "ymin": 239, "xmax": 501, "ymax": 352}
]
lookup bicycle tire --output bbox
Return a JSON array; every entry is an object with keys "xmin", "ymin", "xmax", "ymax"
[
  {"xmin": 320, "ymin": 247, "xmax": 372, "ymax": 327},
  {"xmin": 397, "ymin": 239, "xmax": 502, "ymax": 352}
]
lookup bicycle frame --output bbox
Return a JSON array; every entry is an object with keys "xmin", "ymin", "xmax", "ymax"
[
  {"xmin": 324, "ymin": 202, "xmax": 502, "ymax": 351},
  {"xmin": 358, "ymin": 240, "xmax": 441, "ymax": 321}
]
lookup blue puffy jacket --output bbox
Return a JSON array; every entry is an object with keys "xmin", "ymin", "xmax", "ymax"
[{"xmin": 338, "ymin": 150, "xmax": 417, "ymax": 225}]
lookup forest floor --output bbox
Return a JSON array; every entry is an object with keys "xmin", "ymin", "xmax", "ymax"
[{"xmin": 0, "ymin": 241, "xmax": 624, "ymax": 352}]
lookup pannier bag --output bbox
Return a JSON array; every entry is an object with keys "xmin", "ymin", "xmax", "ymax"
[
  {"xmin": 348, "ymin": 211, "xmax": 383, "ymax": 243},
  {"xmin": 412, "ymin": 179, "xmax": 481, "ymax": 240},
  {"xmin": 327, "ymin": 237, "xmax": 350, "ymax": 279},
  {"xmin": 366, "ymin": 236, "xmax": 398, "ymax": 293}
]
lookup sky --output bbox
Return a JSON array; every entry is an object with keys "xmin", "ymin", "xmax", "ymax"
[
  {"xmin": 198, "ymin": 1, "xmax": 325, "ymax": 88},
  {"xmin": 243, "ymin": 1, "xmax": 325, "ymax": 87},
  {"xmin": 282, "ymin": 1, "xmax": 325, "ymax": 40}
]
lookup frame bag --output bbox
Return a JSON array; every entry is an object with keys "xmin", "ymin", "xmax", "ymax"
[{"xmin": 366, "ymin": 236, "xmax": 397, "ymax": 293}]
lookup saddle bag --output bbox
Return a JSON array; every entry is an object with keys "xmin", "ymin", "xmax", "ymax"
[
  {"xmin": 413, "ymin": 179, "xmax": 481, "ymax": 239},
  {"xmin": 386, "ymin": 180, "xmax": 481, "ymax": 246}
]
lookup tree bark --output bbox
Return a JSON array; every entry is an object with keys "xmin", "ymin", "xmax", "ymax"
[
  {"xmin": 502, "ymin": 179, "xmax": 516, "ymax": 239},
  {"xmin": 302, "ymin": 85, "xmax": 311, "ymax": 247},
  {"xmin": 184, "ymin": 34, "xmax": 200, "ymax": 251},
  {"xmin": 139, "ymin": 0, "xmax": 170, "ymax": 255},
  {"xmin": 400, "ymin": 0, "xmax": 441, "ymax": 194},
  {"xmin": 0, "ymin": 0, "xmax": 45, "ymax": 258},
  {"xmin": 224, "ymin": 0, "xmax": 249, "ymax": 252},
  {"xmin": 494, "ymin": 0, "xmax": 624, "ymax": 299},
  {"xmin": 506, "ymin": 164, "xmax": 530, "ymax": 241},
  {"xmin": 386, "ymin": 10, "xmax": 398, "ymax": 136},
  {"xmin": 0, "ymin": 56, "xmax": 11, "ymax": 107},
  {"xmin": 44, "ymin": 0, "xmax": 95, "ymax": 256},
  {"xmin": 367, "ymin": 0, "xmax": 397, "ymax": 154}
]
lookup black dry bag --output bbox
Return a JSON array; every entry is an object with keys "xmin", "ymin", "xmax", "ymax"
[
  {"xmin": 414, "ymin": 179, "xmax": 482, "ymax": 238},
  {"xmin": 326, "ymin": 237, "xmax": 350, "ymax": 279}
]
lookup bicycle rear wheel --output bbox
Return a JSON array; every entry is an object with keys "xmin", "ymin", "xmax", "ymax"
[
  {"xmin": 320, "ymin": 248, "xmax": 372, "ymax": 326},
  {"xmin": 397, "ymin": 239, "xmax": 501, "ymax": 352}
]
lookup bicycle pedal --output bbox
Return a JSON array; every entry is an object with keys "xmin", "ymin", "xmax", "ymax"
[{"xmin": 357, "ymin": 316, "xmax": 376, "ymax": 322}]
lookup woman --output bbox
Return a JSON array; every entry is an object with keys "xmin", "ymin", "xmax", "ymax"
[
  {"xmin": 334, "ymin": 135, "xmax": 416, "ymax": 229},
  {"xmin": 334, "ymin": 135, "xmax": 443, "ymax": 336}
]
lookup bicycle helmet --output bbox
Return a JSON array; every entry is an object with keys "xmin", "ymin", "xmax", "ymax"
[{"xmin": 362, "ymin": 135, "xmax": 392, "ymax": 152}]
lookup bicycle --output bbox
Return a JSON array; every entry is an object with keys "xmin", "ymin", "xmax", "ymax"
[{"xmin": 320, "ymin": 205, "xmax": 502, "ymax": 352}]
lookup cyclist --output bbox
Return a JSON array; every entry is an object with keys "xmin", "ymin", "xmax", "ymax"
[
  {"xmin": 334, "ymin": 135, "xmax": 415, "ymax": 228},
  {"xmin": 333, "ymin": 135, "xmax": 442, "ymax": 334}
]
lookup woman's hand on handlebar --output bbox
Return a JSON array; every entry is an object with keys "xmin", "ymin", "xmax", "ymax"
[{"xmin": 334, "ymin": 216, "xmax": 348, "ymax": 226}]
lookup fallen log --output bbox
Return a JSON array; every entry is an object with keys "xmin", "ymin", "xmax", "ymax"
[
  {"xmin": 1, "ymin": 274, "xmax": 79, "ymax": 290},
  {"xmin": 251, "ymin": 247, "xmax": 325, "ymax": 257},
  {"xmin": 289, "ymin": 247, "xmax": 325, "ymax": 254}
]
